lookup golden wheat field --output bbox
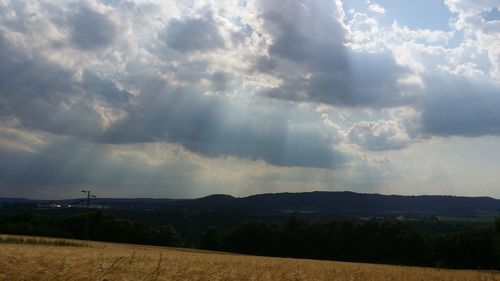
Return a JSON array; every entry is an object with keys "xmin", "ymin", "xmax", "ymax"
[{"xmin": 0, "ymin": 235, "xmax": 499, "ymax": 281}]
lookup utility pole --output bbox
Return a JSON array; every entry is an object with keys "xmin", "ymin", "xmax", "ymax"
[
  {"xmin": 81, "ymin": 190, "xmax": 96, "ymax": 209},
  {"xmin": 81, "ymin": 190, "xmax": 96, "ymax": 240}
]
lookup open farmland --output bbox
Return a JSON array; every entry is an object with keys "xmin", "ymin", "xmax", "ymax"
[{"xmin": 0, "ymin": 235, "xmax": 499, "ymax": 281}]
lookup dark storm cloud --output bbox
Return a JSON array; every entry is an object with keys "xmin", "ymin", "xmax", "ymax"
[
  {"xmin": 70, "ymin": 6, "xmax": 117, "ymax": 50},
  {"xmin": 0, "ymin": 33, "xmax": 132, "ymax": 139},
  {"xmin": 0, "ymin": 135, "xmax": 200, "ymax": 198},
  {"xmin": 102, "ymin": 81, "xmax": 347, "ymax": 169},
  {"xmin": 82, "ymin": 71, "xmax": 133, "ymax": 104},
  {"xmin": 307, "ymin": 51, "xmax": 412, "ymax": 107},
  {"xmin": 2, "ymin": 0, "xmax": 496, "ymax": 173},
  {"xmin": 263, "ymin": 51, "xmax": 412, "ymax": 108},
  {"xmin": 163, "ymin": 15, "xmax": 224, "ymax": 53},
  {"xmin": 0, "ymin": 34, "xmax": 102, "ymax": 137},
  {"xmin": 420, "ymin": 75, "xmax": 500, "ymax": 137},
  {"xmin": 1, "ymin": 139, "xmax": 105, "ymax": 186},
  {"xmin": 256, "ymin": 56, "xmax": 277, "ymax": 73},
  {"xmin": 257, "ymin": 0, "xmax": 412, "ymax": 108},
  {"xmin": 210, "ymin": 71, "xmax": 230, "ymax": 92},
  {"xmin": 261, "ymin": 9, "xmax": 346, "ymax": 71},
  {"xmin": 0, "ymin": 18, "xmax": 345, "ymax": 170}
]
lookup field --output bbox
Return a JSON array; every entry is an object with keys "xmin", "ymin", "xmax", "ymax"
[{"xmin": 0, "ymin": 235, "xmax": 499, "ymax": 281}]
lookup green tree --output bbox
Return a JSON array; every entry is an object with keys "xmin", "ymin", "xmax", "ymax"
[{"xmin": 200, "ymin": 227, "xmax": 224, "ymax": 250}]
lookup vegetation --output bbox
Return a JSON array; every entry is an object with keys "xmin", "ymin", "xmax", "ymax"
[
  {"xmin": 0, "ymin": 235, "xmax": 86, "ymax": 247},
  {"xmin": 1, "ymin": 211, "xmax": 500, "ymax": 270},
  {"xmin": 201, "ymin": 216, "xmax": 500, "ymax": 269},
  {"xmin": 1, "ymin": 239, "xmax": 498, "ymax": 281},
  {"xmin": 0, "ymin": 212, "xmax": 182, "ymax": 247}
]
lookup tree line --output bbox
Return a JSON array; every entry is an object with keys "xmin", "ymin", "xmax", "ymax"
[
  {"xmin": 1, "ymin": 211, "xmax": 499, "ymax": 269},
  {"xmin": 0, "ymin": 212, "xmax": 182, "ymax": 247},
  {"xmin": 201, "ymin": 216, "xmax": 500, "ymax": 269}
]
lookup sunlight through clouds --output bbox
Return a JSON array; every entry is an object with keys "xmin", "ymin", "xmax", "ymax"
[{"xmin": 0, "ymin": 0, "xmax": 499, "ymax": 198}]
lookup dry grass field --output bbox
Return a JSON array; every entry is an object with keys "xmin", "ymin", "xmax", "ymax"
[{"xmin": 0, "ymin": 235, "xmax": 499, "ymax": 281}]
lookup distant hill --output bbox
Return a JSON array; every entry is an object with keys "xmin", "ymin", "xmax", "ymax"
[{"xmin": 2, "ymin": 191, "xmax": 500, "ymax": 217}]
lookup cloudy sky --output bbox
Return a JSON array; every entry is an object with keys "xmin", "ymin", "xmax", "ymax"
[{"xmin": 0, "ymin": 0, "xmax": 499, "ymax": 199}]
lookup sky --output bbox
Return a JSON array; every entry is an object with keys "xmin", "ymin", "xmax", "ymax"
[{"xmin": 0, "ymin": 0, "xmax": 500, "ymax": 199}]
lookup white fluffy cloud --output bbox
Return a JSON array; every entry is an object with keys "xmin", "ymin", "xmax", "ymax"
[
  {"xmin": 445, "ymin": 0, "xmax": 500, "ymax": 78},
  {"xmin": 0, "ymin": 0, "xmax": 500, "ymax": 197},
  {"xmin": 348, "ymin": 120, "xmax": 413, "ymax": 151},
  {"xmin": 368, "ymin": 3, "xmax": 385, "ymax": 15}
]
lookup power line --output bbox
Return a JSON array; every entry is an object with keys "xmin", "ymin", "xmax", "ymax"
[
  {"xmin": 81, "ymin": 190, "xmax": 96, "ymax": 240},
  {"xmin": 81, "ymin": 190, "xmax": 96, "ymax": 209}
]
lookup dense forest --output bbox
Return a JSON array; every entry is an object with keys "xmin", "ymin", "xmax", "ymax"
[
  {"xmin": 200, "ymin": 216, "xmax": 500, "ymax": 269},
  {"xmin": 1, "ymin": 211, "xmax": 499, "ymax": 270},
  {"xmin": 0, "ymin": 212, "xmax": 182, "ymax": 247}
]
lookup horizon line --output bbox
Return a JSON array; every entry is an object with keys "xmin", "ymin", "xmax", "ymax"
[{"xmin": 1, "ymin": 190, "xmax": 498, "ymax": 201}]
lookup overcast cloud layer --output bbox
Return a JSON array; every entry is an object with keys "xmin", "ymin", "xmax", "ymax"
[{"xmin": 0, "ymin": 0, "xmax": 499, "ymax": 198}]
